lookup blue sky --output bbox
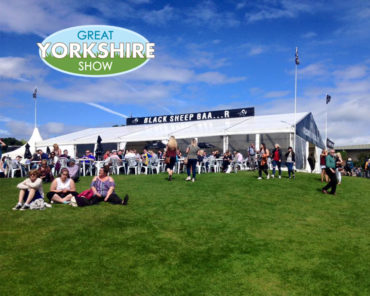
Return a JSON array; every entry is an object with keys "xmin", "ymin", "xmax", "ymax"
[{"xmin": 0, "ymin": 0, "xmax": 369, "ymax": 145}]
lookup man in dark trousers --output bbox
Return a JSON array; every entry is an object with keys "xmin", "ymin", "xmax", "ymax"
[{"xmin": 322, "ymin": 149, "xmax": 337, "ymax": 195}]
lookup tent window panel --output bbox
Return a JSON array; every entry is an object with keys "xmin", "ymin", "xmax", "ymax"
[
  {"xmin": 76, "ymin": 144, "xmax": 94, "ymax": 158},
  {"xmin": 125, "ymin": 142, "xmax": 150, "ymax": 152},
  {"xmin": 295, "ymin": 136, "xmax": 306, "ymax": 169},
  {"xmin": 197, "ymin": 136, "xmax": 223, "ymax": 154},
  {"xmin": 101, "ymin": 143, "xmax": 119, "ymax": 154},
  {"xmin": 260, "ymin": 133, "xmax": 290, "ymax": 151},
  {"xmin": 229, "ymin": 134, "xmax": 255, "ymax": 157}
]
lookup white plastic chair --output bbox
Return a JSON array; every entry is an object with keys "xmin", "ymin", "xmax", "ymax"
[
  {"xmin": 112, "ymin": 158, "xmax": 126, "ymax": 175},
  {"xmin": 7, "ymin": 159, "xmax": 23, "ymax": 178},
  {"xmin": 126, "ymin": 158, "xmax": 138, "ymax": 175},
  {"xmin": 208, "ymin": 158, "xmax": 219, "ymax": 173}
]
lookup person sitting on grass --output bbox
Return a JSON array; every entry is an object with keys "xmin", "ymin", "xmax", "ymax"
[
  {"xmin": 76, "ymin": 166, "xmax": 128, "ymax": 206},
  {"xmin": 46, "ymin": 168, "xmax": 78, "ymax": 204},
  {"xmin": 13, "ymin": 170, "xmax": 44, "ymax": 210},
  {"xmin": 66, "ymin": 159, "xmax": 80, "ymax": 182},
  {"xmin": 38, "ymin": 159, "xmax": 54, "ymax": 183}
]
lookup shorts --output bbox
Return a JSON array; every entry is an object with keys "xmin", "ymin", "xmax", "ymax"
[
  {"xmin": 165, "ymin": 156, "xmax": 176, "ymax": 170},
  {"xmin": 320, "ymin": 165, "xmax": 326, "ymax": 169},
  {"xmin": 23, "ymin": 190, "xmax": 43, "ymax": 202}
]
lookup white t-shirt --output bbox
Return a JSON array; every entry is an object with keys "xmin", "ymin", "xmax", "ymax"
[{"xmin": 56, "ymin": 177, "xmax": 71, "ymax": 190}]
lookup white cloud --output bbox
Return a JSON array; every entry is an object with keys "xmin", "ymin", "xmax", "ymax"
[
  {"xmin": 259, "ymin": 64, "xmax": 370, "ymax": 146},
  {"xmin": 185, "ymin": 0, "xmax": 240, "ymax": 28},
  {"xmin": 141, "ymin": 5, "xmax": 175, "ymax": 25},
  {"xmin": 334, "ymin": 65, "xmax": 367, "ymax": 80},
  {"xmin": 86, "ymin": 103, "xmax": 128, "ymax": 118},
  {"xmin": 301, "ymin": 32, "xmax": 317, "ymax": 39},
  {"xmin": 196, "ymin": 72, "xmax": 246, "ymax": 84},
  {"xmin": 245, "ymin": 0, "xmax": 314, "ymax": 23},
  {"xmin": 0, "ymin": 0, "xmax": 103, "ymax": 36},
  {"xmin": 264, "ymin": 90, "xmax": 290, "ymax": 98},
  {"xmin": 0, "ymin": 57, "xmax": 44, "ymax": 81},
  {"xmin": 299, "ymin": 63, "xmax": 329, "ymax": 78}
]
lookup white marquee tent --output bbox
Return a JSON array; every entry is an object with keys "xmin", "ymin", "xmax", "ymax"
[
  {"xmin": 35, "ymin": 112, "xmax": 325, "ymax": 172},
  {"xmin": 3, "ymin": 128, "xmax": 43, "ymax": 160}
]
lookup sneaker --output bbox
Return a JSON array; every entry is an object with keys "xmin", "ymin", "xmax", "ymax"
[
  {"xmin": 192, "ymin": 178, "xmax": 195, "ymax": 182},
  {"xmin": 185, "ymin": 176, "xmax": 191, "ymax": 181},
  {"xmin": 279, "ymin": 175, "xmax": 281, "ymax": 179},
  {"xmin": 12, "ymin": 203, "xmax": 22, "ymax": 210},
  {"xmin": 271, "ymin": 175, "xmax": 275, "ymax": 179},
  {"xmin": 267, "ymin": 174, "xmax": 270, "ymax": 180},
  {"xmin": 322, "ymin": 189, "xmax": 328, "ymax": 194},
  {"xmin": 44, "ymin": 202, "xmax": 52, "ymax": 208},
  {"xmin": 122, "ymin": 194, "xmax": 129, "ymax": 205},
  {"xmin": 20, "ymin": 204, "xmax": 30, "ymax": 211},
  {"xmin": 257, "ymin": 177, "xmax": 262, "ymax": 180}
]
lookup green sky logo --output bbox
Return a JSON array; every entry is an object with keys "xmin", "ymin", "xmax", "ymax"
[{"xmin": 37, "ymin": 25, "xmax": 155, "ymax": 77}]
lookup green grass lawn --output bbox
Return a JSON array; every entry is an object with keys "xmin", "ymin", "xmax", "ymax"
[{"xmin": 0, "ymin": 172, "xmax": 369, "ymax": 296}]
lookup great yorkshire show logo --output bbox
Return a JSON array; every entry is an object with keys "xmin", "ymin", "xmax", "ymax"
[{"xmin": 37, "ymin": 25, "xmax": 155, "ymax": 77}]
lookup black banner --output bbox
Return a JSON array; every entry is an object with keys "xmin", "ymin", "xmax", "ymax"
[
  {"xmin": 327, "ymin": 138, "xmax": 335, "ymax": 149},
  {"xmin": 296, "ymin": 113, "xmax": 325, "ymax": 149},
  {"xmin": 126, "ymin": 107, "xmax": 255, "ymax": 125}
]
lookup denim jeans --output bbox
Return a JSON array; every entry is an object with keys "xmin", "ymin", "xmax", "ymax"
[
  {"xmin": 187, "ymin": 158, "xmax": 197, "ymax": 179},
  {"xmin": 272, "ymin": 160, "xmax": 281, "ymax": 176},
  {"xmin": 286, "ymin": 162, "xmax": 294, "ymax": 177}
]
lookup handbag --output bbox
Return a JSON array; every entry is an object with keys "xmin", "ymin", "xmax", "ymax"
[{"xmin": 165, "ymin": 156, "xmax": 170, "ymax": 164}]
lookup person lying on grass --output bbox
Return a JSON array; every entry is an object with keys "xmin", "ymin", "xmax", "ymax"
[
  {"xmin": 75, "ymin": 166, "xmax": 128, "ymax": 206},
  {"xmin": 13, "ymin": 170, "xmax": 44, "ymax": 210},
  {"xmin": 46, "ymin": 168, "xmax": 78, "ymax": 204}
]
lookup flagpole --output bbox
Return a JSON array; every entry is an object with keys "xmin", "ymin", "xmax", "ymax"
[
  {"xmin": 293, "ymin": 48, "xmax": 298, "ymax": 151},
  {"xmin": 34, "ymin": 97, "xmax": 37, "ymax": 128},
  {"xmin": 33, "ymin": 88, "xmax": 37, "ymax": 129},
  {"xmin": 325, "ymin": 98, "xmax": 328, "ymax": 149}
]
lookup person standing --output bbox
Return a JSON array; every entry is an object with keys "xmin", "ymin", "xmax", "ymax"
[
  {"xmin": 165, "ymin": 136, "xmax": 177, "ymax": 181},
  {"xmin": 271, "ymin": 143, "xmax": 282, "ymax": 179},
  {"xmin": 0, "ymin": 138, "xmax": 6, "ymax": 159},
  {"xmin": 257, "ymin": 143, "xmax": 270, "ymax": 180},
  {"xmin": 365, "ymin": 159, "xmax": 370, "ymax": 178},
  {"xmin": 335, "ymin": 152, "xmax": 344, "ymax": 185},
  {"xmin": 322, "ymin": 149, "xmax": 338, "ymax": 195},
  {"xmin": 320, "ymin": 150, "xmax": 329, "ymax": 182},
  {"xmin": 248, "ymin": 143, "xmax": 256, "ymax": 170},
  {"xmin": 285, "ymin": 147, "xmax": 296, "ymax": 179},
  {"xmin": 185, "ymin": 138, "xmax": 200, "ymax": 182}
]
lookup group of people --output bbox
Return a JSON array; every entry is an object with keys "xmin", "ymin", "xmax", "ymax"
[{"xmin": 12, "ymin": 166, "xmax": 129, "ymax": 210}]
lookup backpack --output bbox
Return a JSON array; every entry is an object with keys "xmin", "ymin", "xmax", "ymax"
[{"xmin": 77, "ymin": 189, "xmax": 94, "ymax": 200}]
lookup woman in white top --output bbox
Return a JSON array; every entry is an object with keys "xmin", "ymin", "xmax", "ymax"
[
  {"xmin": 13, "ymin": 170, "xmax": 44, "ymax": 210},
  {"xmin": 46, "ymin": 168, "xmax": 78, "ymax": 204}
]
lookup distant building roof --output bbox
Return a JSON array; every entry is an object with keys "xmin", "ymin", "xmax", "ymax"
[{"xmin": 335, "ymin": 144, "xmax": 370, "ymax": 150}]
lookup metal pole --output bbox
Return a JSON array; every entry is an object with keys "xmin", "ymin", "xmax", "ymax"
[
  {"xmin": 293, "ymin": 62, "xmax": 297, "ymax": 151},
  {"xmin": 34, "ymin": 97, "xmax": 37, "ymax": 128},
  {"xmin": 325, "ymin": 105, "xmax": 328, "ymax": 149}
]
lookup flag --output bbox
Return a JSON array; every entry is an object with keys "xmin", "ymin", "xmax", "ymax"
[
  {"xmin": 326, "ymin": 94, "xmax": 331, "ymax": 104},
  {"xmin": 33, "ymin": 88, "xmax": 37, "ymax": 99},
  {"xmin": 295, "ymin": 47, "xmax": 300, "ymax": 65}
]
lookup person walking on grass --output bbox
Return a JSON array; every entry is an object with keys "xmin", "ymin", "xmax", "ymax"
[
  {"xmin": 322, "ymin": 149, "xmax": 338, "ymax": 195},
  {"xmin": 320, "ymin": 150, "xmax": 329, "ymax": 182},
  {"xmin": 285, "ymin": 146, "xmax": 296, "ymax": 179},
  {"xmin": 46, "ymin": 168, "xmax": 78, "ymax": 204},
  {"xmin": 185, "ymin": 138, "xmax": 200, "ymax": 182},
  {"xmin": 271, "ymin": 143, "xmax": 282, "ymax": 179},
  {"xmin": 13, "ymin": 170, "xmax": 44, "ymax": 210},
  {"xmin": 165, "ymin": 136, "xmax": 177, "ymax": 181},
  {"xmin": 257, "ymin": 143, "xmax": 270, "ymax": 180}
]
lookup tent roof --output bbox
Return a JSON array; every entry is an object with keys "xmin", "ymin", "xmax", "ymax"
[
  {"xmin": 36, "ymin": 112, "xmax": 309, "ymax": 146},
  {"xmin": 4, "ymin": 128, "xmax": 43, "ymax": 159}
]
